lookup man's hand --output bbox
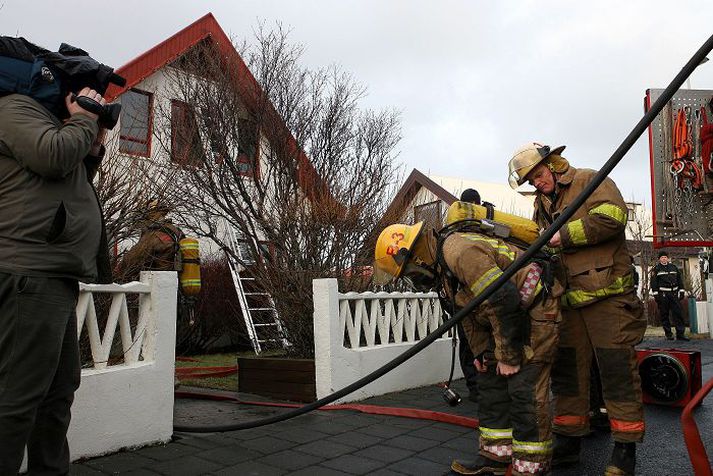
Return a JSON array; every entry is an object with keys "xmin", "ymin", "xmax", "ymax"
[
  {"xmin": 496, "ymin": 361, "xmax": 520, "ymax": 376},
  {"xmin": 548, "ymin": 230, "xmax": 562, "ymax": 248},
  {"xmin": 473, "ymin": 357, "xmax": 488, "ymax": 373},
  {"xmin": 66, "ymin": 87, "xmax": 105, "ymax": 120}
]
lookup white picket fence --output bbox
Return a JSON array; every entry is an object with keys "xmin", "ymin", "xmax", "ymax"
[{"xmin": 313, "ymin": 278, "xmax": 462, "ymax": 403}]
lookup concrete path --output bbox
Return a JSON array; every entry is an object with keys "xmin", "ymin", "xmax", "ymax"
[{"xmin": 70, "ymin": 337, "xmax": 713, "ymax": 475}]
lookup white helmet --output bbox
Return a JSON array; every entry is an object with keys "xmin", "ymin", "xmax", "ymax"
[{"xmin": 507, "ymin": 142, "xmax": 566, "ymax": 189}]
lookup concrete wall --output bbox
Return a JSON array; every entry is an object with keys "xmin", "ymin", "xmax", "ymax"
[
  {"xmin": 68, "ymin": 271, "xmax": 178, "ymax": 461},
  {"xmin": 313, "ymin": 279, "xmax": 462, "ymax": 403}
]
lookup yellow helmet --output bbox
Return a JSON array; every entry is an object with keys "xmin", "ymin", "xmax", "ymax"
[
  {"xmin": 507, "ymin": 142, "xmax": 566, "ymax": 189},
  {"xmin": 373, "ymin": 222, "xmax": 425, "ymax": 284}
]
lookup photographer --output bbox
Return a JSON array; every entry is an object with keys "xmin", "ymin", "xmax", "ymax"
[{"xmin": 0, "ymin": 87, "xmax": 112, "ymax": 474}]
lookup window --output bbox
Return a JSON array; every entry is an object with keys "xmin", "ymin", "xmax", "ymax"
[
  {"xmin": 414, "ymin": 201, "xmax": 443, "ymax": 230},
  {"xmin": 171, "ymin": 100, "xmax": 204, "ymax": 166},
  {"xmin": 237, "ymin": 118, "xmax": 258, "ymax": 177},
  {"xmin": 119, "ymin": 89, "xmax": 152, "ymax": 156},
  {"xmin": 626, "ymin": 204, "xmax": 636, "ymax": 222}
]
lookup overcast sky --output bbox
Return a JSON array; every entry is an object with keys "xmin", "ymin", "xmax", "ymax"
[{"xmin": 3, "ymin": 0, "xmax": 713, "ymax": 205}]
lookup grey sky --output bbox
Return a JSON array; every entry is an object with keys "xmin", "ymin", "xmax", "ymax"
[{"xmin": 3, "ymin": 0, "xmax": 713, "ymax": 205}]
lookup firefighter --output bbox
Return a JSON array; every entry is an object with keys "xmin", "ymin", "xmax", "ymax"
[
  {"xmin": 508, "ymin": 143, "xmax": 646, "ymax": 476},
  {"xmin": 650, "ymin": 250, "xmax": 689, "ymax": 341},
  {"xmin": 117, "ymin": 200, "xmax": 185, "ymax": 281},
  {"xmin": 374, "ymin": 214, "xmax": 562, "ymax": 476}
]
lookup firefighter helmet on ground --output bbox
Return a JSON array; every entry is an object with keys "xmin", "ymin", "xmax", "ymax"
[{"xmin": 508, "ymin": 142, "xmax": 566, "ymax": 189}]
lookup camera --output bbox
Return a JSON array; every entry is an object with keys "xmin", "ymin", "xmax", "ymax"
[
  {"xmin": 0, "ymin": 37, "xmax": 126, "ymax": 129},
  {"xmin": 70, "ymin": 94, "xmax": 122, "ymax": 130},
  {"xmin": 442, "ymin": 386, "xmax": 462, "ymax": 406}
]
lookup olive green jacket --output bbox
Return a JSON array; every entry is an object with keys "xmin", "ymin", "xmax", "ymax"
[{"xmin": 0, "ymin": 94, "xmax": 111, "ymax": 283}]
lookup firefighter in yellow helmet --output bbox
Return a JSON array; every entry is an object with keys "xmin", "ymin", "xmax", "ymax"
[
  {"xmin": 508, "ymin": 143, "xmax": 646, "ymax": 476},
  {"xmin": 374, "ymin": 212, "xmax": 562, "ymax": 476}
]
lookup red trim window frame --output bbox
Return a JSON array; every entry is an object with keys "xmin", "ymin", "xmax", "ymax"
[
  {"xmin": 119, "ymin": 89, "xmax": 153, "ymax": 157},
  {"xmin": 171, "ymin": 99, "xmax": 204, "ymax": 166},
  {"xmin": 237, "ymin": 117, "xmax": 260, "ymax": 178}
]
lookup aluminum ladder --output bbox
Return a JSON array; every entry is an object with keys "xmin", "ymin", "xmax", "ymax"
[{"xmin": 225, "ymin": 224, "xmax": 290, "ymax": 354}]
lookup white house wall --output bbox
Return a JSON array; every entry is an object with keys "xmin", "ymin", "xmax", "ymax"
[{"xmin": 107, "ymin": 65, "xmax": 277, "ymax": 256}]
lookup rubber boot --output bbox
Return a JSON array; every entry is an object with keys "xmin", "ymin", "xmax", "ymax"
[
  {"xmin": 450, "ymin": 455, "xmax": 509, "ymax": 475},
  {"xmin": 551, "ymin": 434, "xmax": 581, "ymax": 467},
  {"xmin": 604, "ymin": 441, "xmax": 636, "ymax": 475}
]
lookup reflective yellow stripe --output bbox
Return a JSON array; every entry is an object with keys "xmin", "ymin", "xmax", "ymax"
[
  {"xmin": 462, "ymin": 234, "xmax": 515, "ymax": 260},
  {"xmin": 480, "ymin": 427, "xmax": 513, "ymax": 439},
  {"xmin": 566, "ymin": 219, "xmax": 587, "ymax": 246},
  {"xmin": 469, "ymin": 266, "xmax": 503, "ymax": 297},
  {"xmin": 564, "ymin": 274, "xmax": 634, "ymax": 307},
  {"xmin": 512, "ymin": 439, "xmax": 553, "ymax": 455},
  {"xmin": 181, "ymin": 279, "xmax": 201, "ymax": 285},
  {"xmin": 589, "ymin": 203, "xmax": 627, "ymax": 225}
]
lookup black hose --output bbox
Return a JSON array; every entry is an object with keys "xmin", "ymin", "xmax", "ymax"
[{"xmin": 174, "ymin": 33, "xmax": 713, "ymax": 433}]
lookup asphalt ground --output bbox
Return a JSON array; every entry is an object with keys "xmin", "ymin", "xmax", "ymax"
[{"xmin": 70, "ymin": 336, "xmax": 713, "ymax": 475}]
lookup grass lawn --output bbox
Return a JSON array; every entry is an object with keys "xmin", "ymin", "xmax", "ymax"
[{"xmin": 175, "ymin": 350, "xmax": 286, "ymax": 391}]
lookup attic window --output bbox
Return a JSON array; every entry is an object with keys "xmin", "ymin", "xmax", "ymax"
[
  {"xmin": 119, "ymin": 89, "xmax": 153, "ymax": 156},
  {"xmin": 414, "ymin": 201, "xmax": 443, "ymax": 230}
]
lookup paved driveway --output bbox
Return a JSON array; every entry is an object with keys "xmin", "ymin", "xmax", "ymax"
[{"xmin": 71, "ymin": 337, "xmax": 713, "ymax": 475}]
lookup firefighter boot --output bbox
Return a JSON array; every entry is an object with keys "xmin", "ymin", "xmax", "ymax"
[
  {"xmin": 450, "ymin": 455, "xmax": 509, "ymax": 475},
  {"xmin": 551, "ymin": 434, "xmax": 581, "ymax": 466},
  {"xmin": 604, "ymin": 441, "xmax": 636, "ymax": 475}
]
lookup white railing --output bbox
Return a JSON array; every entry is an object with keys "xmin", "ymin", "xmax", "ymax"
[
  {"xmin": 69, "ymin": 271, "xmax": 177, "ymax": 463},
  {"xmin": 77, "ymin": 281, "xmax": 153, "ymax": 370},
  {"xmin": 339, "ymin": 291, "xmax": 451, "ymax": 348},
  {"xmin": 314, "ymin": 279, "xmax": 462, "ymax": 403}
]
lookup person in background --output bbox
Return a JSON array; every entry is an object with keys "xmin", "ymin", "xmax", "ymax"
[
  {"xmin": 650, "ymin": 250, "xmax": 689, "ymax": 341},
  {"xmin": 117, "ymin": 199, "xmax": 185, "ymax": 282}
]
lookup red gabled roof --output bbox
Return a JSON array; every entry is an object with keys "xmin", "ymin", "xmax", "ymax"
[{"xmin": 106, "ymin": 13, "xmax": 326, "ymax": 200}]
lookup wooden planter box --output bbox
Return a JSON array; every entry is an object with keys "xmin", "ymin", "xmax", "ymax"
[{"xmin": 237, "ymin": 357, "xmax": 316, "ymax": 402}]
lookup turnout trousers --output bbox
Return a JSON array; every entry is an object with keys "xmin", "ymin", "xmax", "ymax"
[
  {"xmin": 657, "ymin": 292, "xmax": 685, "ymax": 338},
  {"xmin": 474, "ymin": 296, "xmax": 560, "ymax": 476},
  {"xmin": 551, "ymin": 291, "xmax": 647, "ymax": 443},
  {"xmin": 0, "ymin": 273, "xmax": 81, "ymax": 476}
]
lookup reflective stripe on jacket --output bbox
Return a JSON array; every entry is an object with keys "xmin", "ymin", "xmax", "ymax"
[
  {"xmin": 650, "ymin": 263, "xmax": 682, "ymax": 295},
  {"xmin": 533, "ymin": 165, "xmax": 634, "ymax": 308}
]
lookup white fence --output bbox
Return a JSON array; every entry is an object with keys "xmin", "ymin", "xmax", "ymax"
[
  {"xmin": 313, "ymin": 278, "xmax": 462, "ymax": 403},
  {"xmin": 68, "ymin": 271, "xmax": 178, "ymax": 462}
]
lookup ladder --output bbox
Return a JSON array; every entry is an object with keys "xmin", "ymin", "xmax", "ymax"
[{"xmin": 225, "ymin": 223, "xmax": 290, "ymax": 354}]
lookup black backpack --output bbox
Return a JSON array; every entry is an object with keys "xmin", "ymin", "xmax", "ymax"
[{"xmin": 0, "ymin": 37, "xmax": 62, "ymax": 116}]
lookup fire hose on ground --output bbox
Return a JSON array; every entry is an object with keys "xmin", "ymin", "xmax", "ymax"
[{"xmin": 173, "ymin": 32, "xmax": 713, "ymax": 475}]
